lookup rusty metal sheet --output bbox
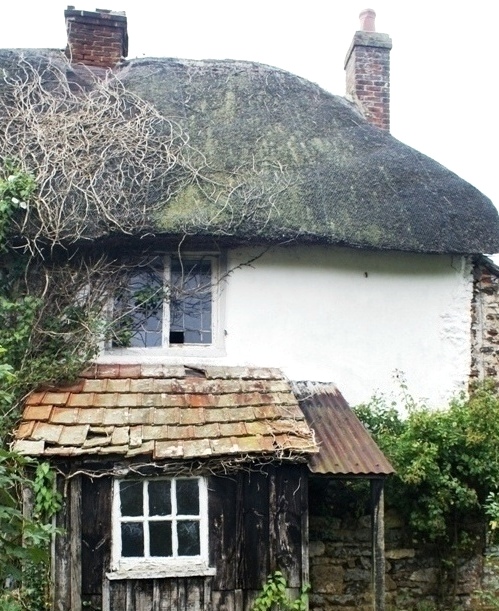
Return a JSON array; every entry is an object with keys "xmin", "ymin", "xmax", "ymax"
[{"xmin": 293, "ymin": 381, "xmax": 394, "ymax": 477}]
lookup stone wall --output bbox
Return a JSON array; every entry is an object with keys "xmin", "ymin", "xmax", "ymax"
[
  {"xmin": 471, "ymin": 257, "xmax": 499, "ymax": 384},
  {"xmin": 308, "ymin": 480, "xmax": 484, "ymax": 610}
]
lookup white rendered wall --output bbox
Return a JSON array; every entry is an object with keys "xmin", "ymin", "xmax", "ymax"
[
  {"xmin": 99, "ymin": 244, "xmax": 473, "ymax": 408},
  {"xmin": 222, "ymin": 246, "xmax": 472, "ymax": 407}
]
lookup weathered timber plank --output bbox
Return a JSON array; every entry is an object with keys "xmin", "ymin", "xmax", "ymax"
[
  {"xmin": 241, "ymin": 470, "xmax": 269, "ymax": 590},
  {"xmin": 134, "ymin": 579, "xmax": 154, "ymax": 611},
  {"xmin": 53, "ymin": 476, "xmax": 71, "ymax": 611},
  {"xmin": 209, "ymin": 474, "xmax": 238, "ymax": 591},
  {"xmin": 211, "ymin": 590, "xmax": 235, "ymax": 611},
  {"xmin": 81, "ymin": 475, "xmax": 112, "ymax": 600},
  {"xmin": 371, "ymin": 479, "xmax": 386, "ymax": 611},
  {"xmin": 70, "ymin": 475, "xmax": 82, "ymax": 611},
  {"xmin": 109, "ymin": 580, "xmax": 127, "ymax": 610},
  {"xmin": 275, "ymin": 464, "xmax": 306, "ymax": 588},
  {"xmin": 185, "ymin": 577, "xmax": 203, "ymax": 611}
]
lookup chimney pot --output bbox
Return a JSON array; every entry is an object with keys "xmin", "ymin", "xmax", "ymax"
[{"xmin": 359, "ymin": 9, "xmax": 376, "ymax": 32}]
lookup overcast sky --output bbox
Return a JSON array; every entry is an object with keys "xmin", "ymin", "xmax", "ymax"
[{"xmin": 1, "ymin": 1, "xmax": 497, "ymax": 246}]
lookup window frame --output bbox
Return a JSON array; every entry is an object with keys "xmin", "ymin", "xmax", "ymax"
[
  {"xmin": 104, "ymin": 253, "xmax": 225, "ymax": 359},
  {"xmin": 109, "ymin": 476, "xmax": 213, "ymax": 579}
]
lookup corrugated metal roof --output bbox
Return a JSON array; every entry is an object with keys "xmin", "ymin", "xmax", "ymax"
[
  {"xmin": 293, "ymin": 381, "xmax": 394, "ymax": 477},
  {"xmin": 13, "ymin": 365, "xmax": 318, "ymax": 460}
]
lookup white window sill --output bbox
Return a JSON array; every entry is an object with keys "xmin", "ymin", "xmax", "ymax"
[
  {"xmin": 106, "ymin": 563, "xmax": 216, "ymax": 580},
  {"xmin": 99, "ymin": 344, "xmax": 226, "ymax": 362}
]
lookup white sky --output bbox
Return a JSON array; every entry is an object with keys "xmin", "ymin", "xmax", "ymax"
[{"xmin": 1, "ymin": 1, "xmax": 497, "ymax": 237}]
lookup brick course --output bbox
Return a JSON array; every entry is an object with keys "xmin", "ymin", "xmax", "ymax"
[{"xmin": 64, "ymin": 8, "xmax": 128, "ymax": 68}]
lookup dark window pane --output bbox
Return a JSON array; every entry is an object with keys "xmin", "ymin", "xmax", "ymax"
[
  {"xmin": 113, "ymin": 267, "xmax": 164, "ymax": 348},
  {"xmin": 149, "ymin": 480, "xmax": 171, "ymax": 516},
  {"xmin": 121, "ymin": 522, "xmax": 144, "ymax": 556},
  {"xmin": 120, "ymin": 481, "xmax": 143, "ymax": 516},
  {"xmin": 177, "ymin": 479, "xmax": 199, "ymax": 515},
  {"xmin": 177, "ymin": 521, "xmax": 200, "ymax": 556},
  {"xmin": 170, "ymin": 259, "xmax": 212, "ymax": 345},
  {"xmin": 149, "ymin": 521, "xmax": 173, "ymax": 557}
]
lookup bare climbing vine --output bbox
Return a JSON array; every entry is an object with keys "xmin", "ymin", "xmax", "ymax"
[
  {"xmin": 0, "ymin": 56, "xmax": 193, "ymax": 246},
  {"xmin": 0, "ymin": 54, "xmax": 294, "ymax": 249}
]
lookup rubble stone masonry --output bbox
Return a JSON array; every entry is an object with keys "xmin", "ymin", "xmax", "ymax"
[{"xmin": 471, "ymin": 258, "xmax": 499, "ymax": 383}]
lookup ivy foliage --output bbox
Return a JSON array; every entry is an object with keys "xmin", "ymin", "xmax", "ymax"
[
  {"xmin": 252, "ymin": 571, "xmax": 309, "ymax": 611},
  {"xmin": 355, "ymin": 383, "xmax": 499, "ymax": 545},
  {"xmin": 0, "ymin": 162, "xmax": 106, "ymax": 431},
  {"xmin": 0, "ymin": 162, "xmax": 85, "ymax": 608}
]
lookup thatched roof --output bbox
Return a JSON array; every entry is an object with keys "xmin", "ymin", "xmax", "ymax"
[{"xmin": 1, "ymin": 49, "xmax": 498, "ymax": 254}]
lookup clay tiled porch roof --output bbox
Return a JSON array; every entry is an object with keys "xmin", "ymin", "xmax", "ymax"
[{"xmin": 13, "ymin": 365, "xmax": 317, "ymax": 460}]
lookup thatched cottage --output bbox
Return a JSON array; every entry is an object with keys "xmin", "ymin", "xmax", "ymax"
[{"xmin": 6, "ymin": 6, "xmax": 498, "ymax": 611}]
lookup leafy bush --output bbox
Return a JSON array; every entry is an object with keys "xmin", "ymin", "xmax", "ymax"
[
  {"xmin": 356, "ymin": 383, "xmax": 499, "ymax": 546},
  {"xmin": 252, "ymin": 571, "xmax": 309, "ymax": 611}
]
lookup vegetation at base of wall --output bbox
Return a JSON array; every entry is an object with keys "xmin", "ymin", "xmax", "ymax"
[
  {"xmin": 355, "ymin": 382, "xmax": 499, "ymax": 607},
  {"xmin": 251, "ymin": 571, "xmax": 309, "ymax": 611},
  {"xmin": 0, "ymin": 164, "xmax": 82, "ymax": 608}
]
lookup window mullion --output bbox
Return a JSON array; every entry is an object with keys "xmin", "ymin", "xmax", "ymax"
[
  {"xmin": 172, "ymin": 478, "xmax": 178, "ymax": 557},
  {"xmin": 143, "ymin": 480, "xmax": 150, "ymax": 558},
  {"xmin": 163, "ymin": 255, "xmax": 171, "ymax": 348}
]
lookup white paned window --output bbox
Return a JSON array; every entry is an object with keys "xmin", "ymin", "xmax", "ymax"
[
  {"xmin": 107, "ymin": 254, "xmax": 224, "ymax": 357},
  {"xmin": 110, "ymin": 477, "xmax": 213, "ymax": 579}
]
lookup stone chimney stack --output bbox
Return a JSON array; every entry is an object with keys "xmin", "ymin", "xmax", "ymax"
[
  {"xmin": 344, "ymin": 9, "xmax": 392, "ymax": 131},
  {"xmin": 64, "ymin": 6, "xmax": 128, "ymax": 68}
]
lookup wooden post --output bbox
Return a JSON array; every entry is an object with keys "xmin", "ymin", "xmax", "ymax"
[
  {"xmin": 70, "ymin": 475, "xmax": 82, "ymax": 611},
  {"xmin": 371, "ymin": 479, "xmax": 385, "ymax": 611}
]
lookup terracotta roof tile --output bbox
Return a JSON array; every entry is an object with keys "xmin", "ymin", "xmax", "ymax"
[
  {"xmin": 154, "ymin": 441, "xmax": 184, "ymax": 459},
  {"xmin": 182, "ymin": 439, "xmax": 212, "ymax": 458},
  {"xmin": 118, "ymin": 364, "xmax": 142, "ymax": 378},
  {"xmin": 13, "ymin": 439, "xmax": 45, "ymax": 455},
  {"xmin": 83, "ymin": 379, "xmax": 108, "ymax": 393},
  {"xmin": 67, "ymin": 393, "xmax": 96, "ymax": 407},
  {"xmin": 83, "ymin": 435, "xmax": 111, "ymax": 449},
  {"xmin": 219, "ymin": 421, "xmax": 248, "ymax": 437},
  {"xmin": 14, "ymin": 366, "xmax": 317, "ymax": 461},
  {"xmin": 129, "ymin": 426, "xmax": 143, "ymax": 448},
  {"xmin": 32, "ymin": 423, "xmax": 63, "ymax": 443},
  {"xmin": 16, "ymin": 421, "xmax": 35, "ymax": 439},
  {"xmin": 22, "ymin": 404, "xmax": 53, "ymax": 422},
  {"xmin": 106, "ymin": 378, "xmax": 131, "ymax": 393},
  {"xmin": 116, "ymin": 393, "xmax": 141, "ymax": 407},
  {"xmin": 245, "ymin": 421, "xmax": 271, "ymax": 436},
  {"xmin": 204, "ymin": 408, "xmax": 228, "ymax": 423},
  {"xmin": 98, "ymin": 364, "xmax": 121, "ymax": 378},
  {"xmin": 41, "ymin": 392, "xmax": 70, "ymax": 406},
  {"xmin": 225, "ymin": 406, "xmax": 256, "ymax": 422},
  {"xmin": 127, "ymin": 440, "xmax": 154, "ymax": 457},
  {"xmin": 171, "ymin": 425, "xmax": 195, "ymax": 440},
  {"xmin": 193, "ymin": 423, "xmax": 221, "ymax": 439},
  {"xmin": 51, "ymin": 407, "xmax": 79, "ymax": 424},
  {"xmin": 111, "ymin": 427, "xmax": 129, "ymax": 446},
  {"xmin": 102, "ymin": 408, "xmax": 129, "ymax": 425},
  {"xmin": 97, "ymin": 444, "xmax": 129, "ymax": 455},
  {"xmin": 179, "ymin": 408, "xmax": 205, "ymax": 425},
  {"xmin": 75, "ymin": 408, "xmax": 104, "ymax": 425},
  {"xmin": 129, "ymin": 407, "xmax": 154, "ymax": 425},
  {"xmin": 129, "ymin": 378, "xmax": 155, "ymax": 393},
  {"xmin": 142, "ymin": 424, "xmax": 168, "ymax": 440},
  {"xmin": 187, "ymin": 394, "xmax": 216, "ymax": 408},
  {"xmin": 25, "ymin": 392, "xmax": 46, "ymax": 406},
  {"xmin": 153, "ymin": 407, "xmax": 180, "ymax": 425},
  {"xmin": 93, "ymin": 393, "xmax": 119, "ymax": 407},
  {"xmin": 58, "ymin": 425, "xmax": 89, "ymax": 446}
]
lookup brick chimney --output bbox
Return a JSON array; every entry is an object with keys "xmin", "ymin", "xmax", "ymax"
[
  {"xmin": 64, "ymin": 6, "xmax": 128, "ymax": 68},
  {"xmin": 344, "ymin": 9, "xmax": 392, "ymax": 131}
]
